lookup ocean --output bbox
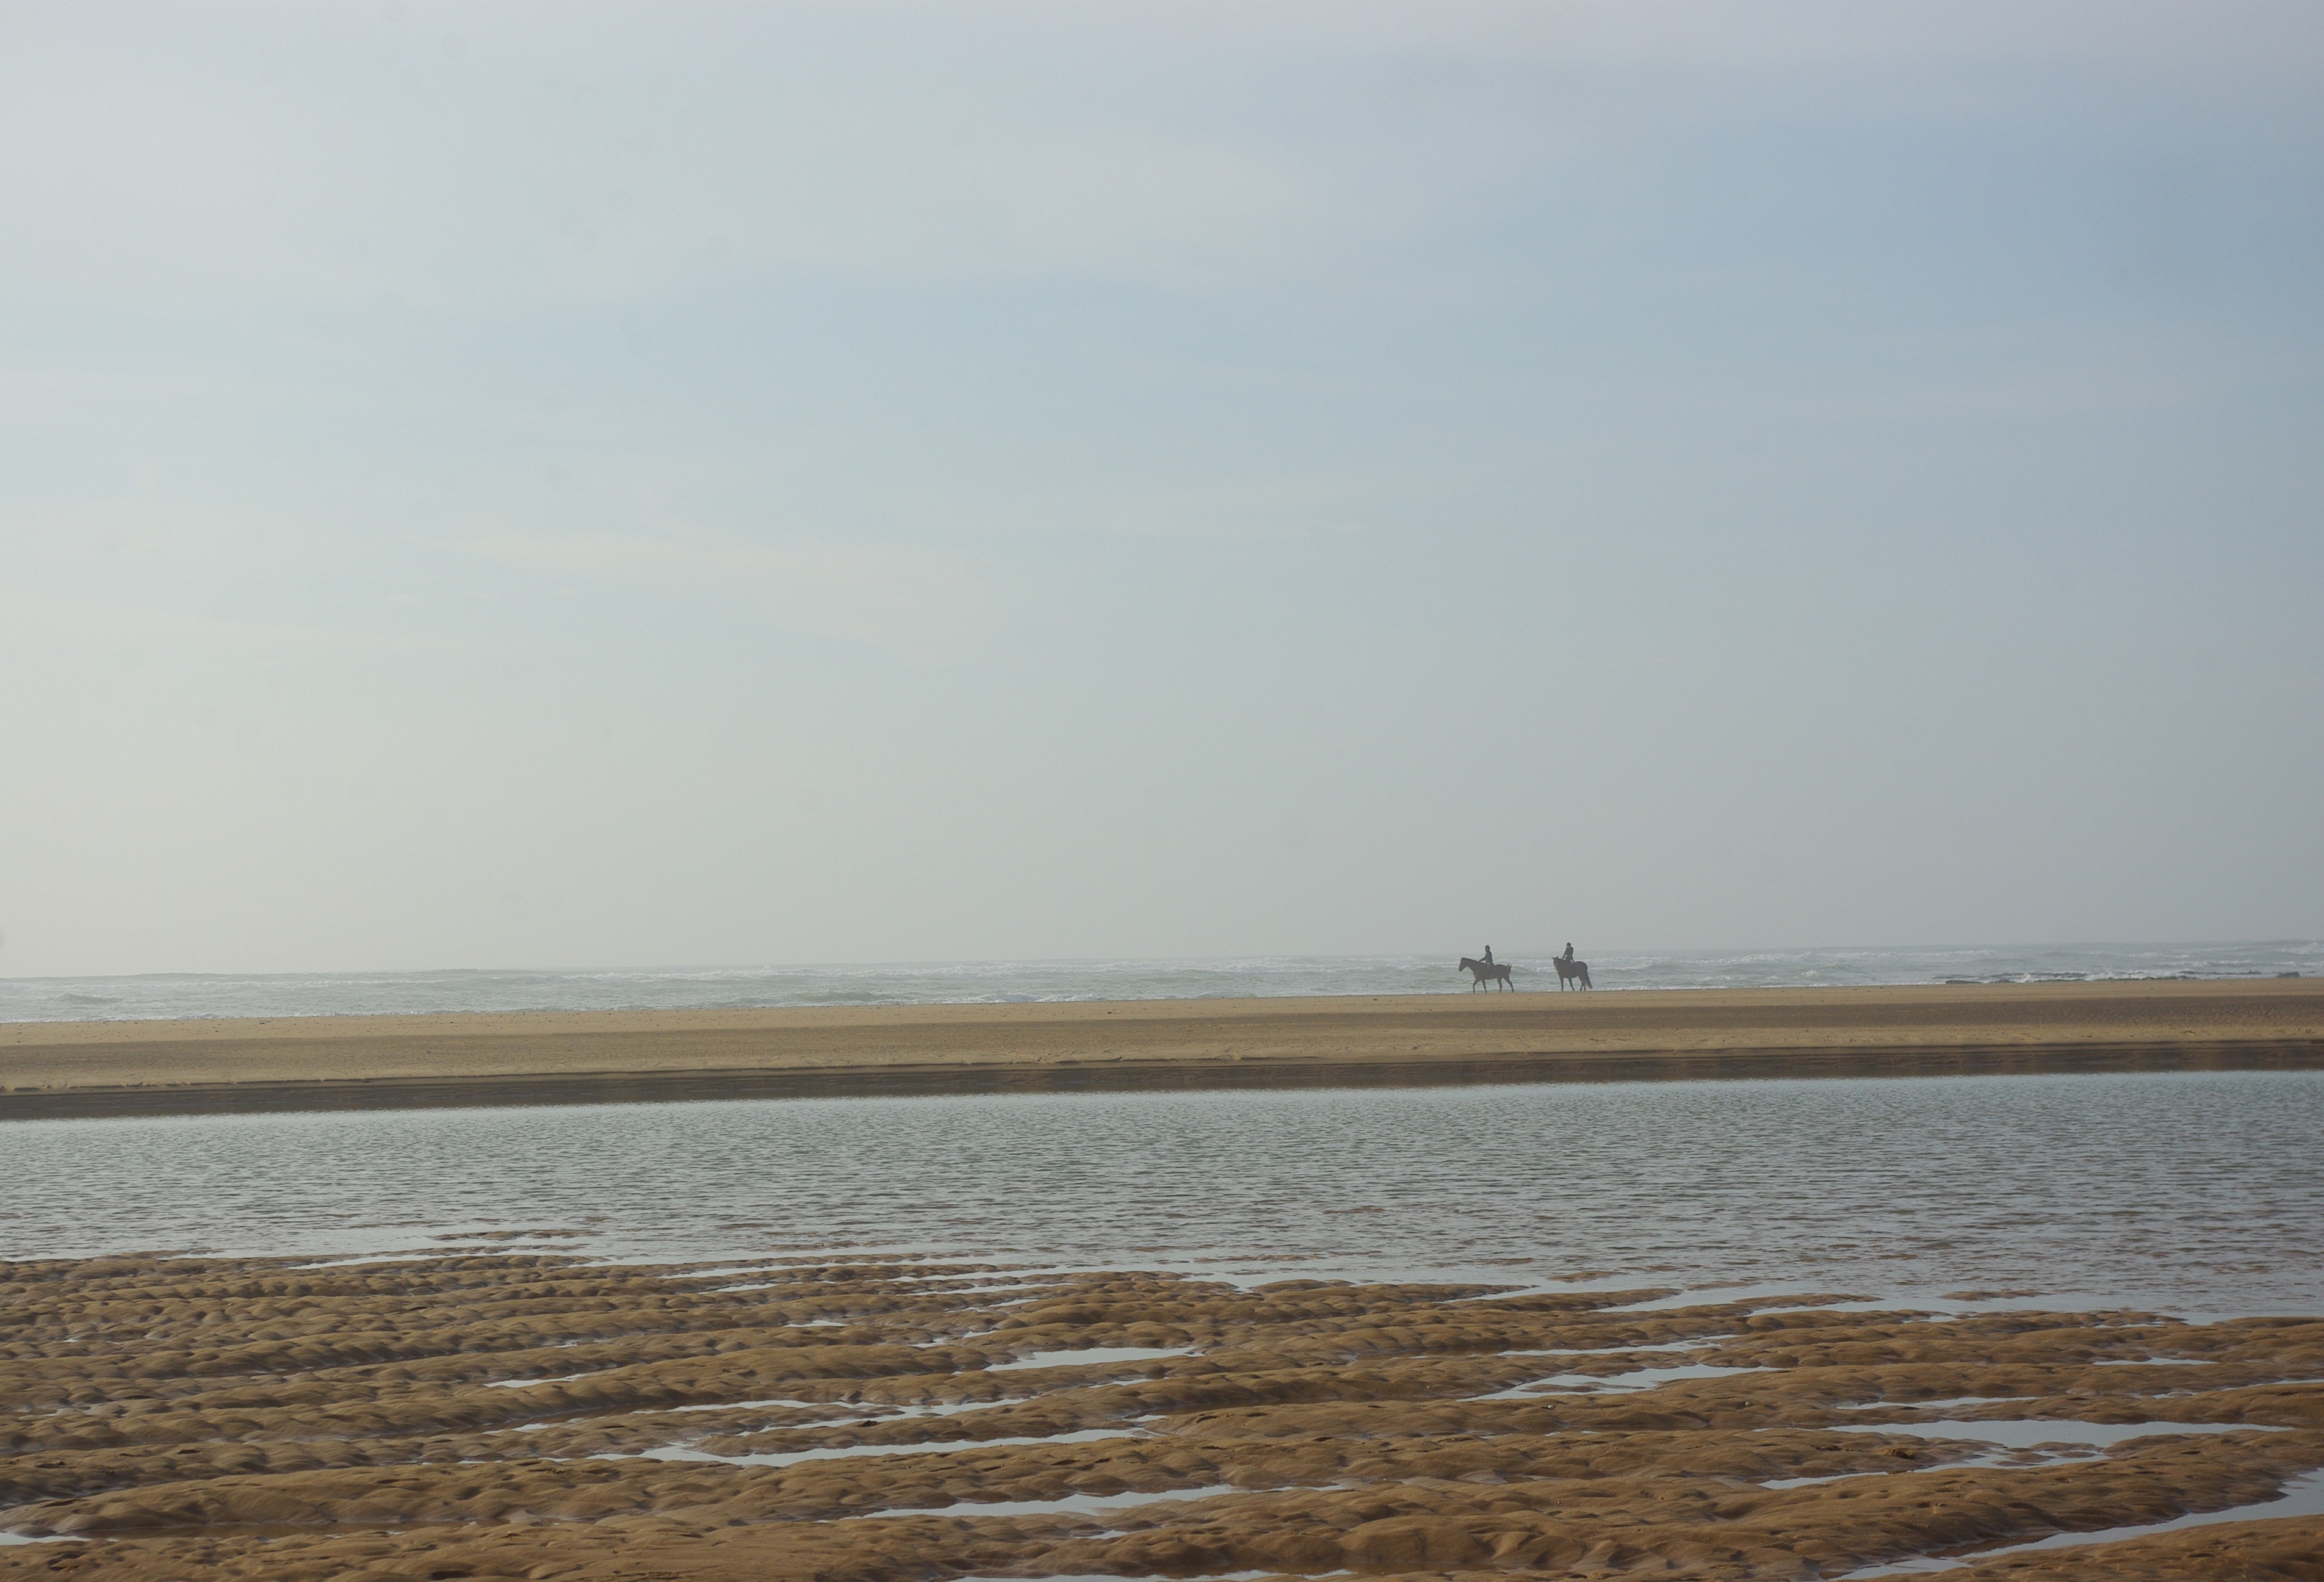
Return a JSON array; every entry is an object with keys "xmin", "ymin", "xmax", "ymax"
[{"xmin": 1, "ymin": 941, "xmax": 2314, "ymax": 1023}]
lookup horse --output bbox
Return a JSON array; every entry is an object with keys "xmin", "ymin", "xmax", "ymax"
[
  {"xmin": 1553, "ymin": 956, "xmax": 1592, "ymax": 990},
  {"xmin": 1459, "ymin": 956, "xmax": 1515, "ymax": 991}
]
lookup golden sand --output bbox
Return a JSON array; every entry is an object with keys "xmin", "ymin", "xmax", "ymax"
[
  {"xmin": 1, "ymin": 1254, "xmax": 2318, "ymax": 1580},
  {"xmin": 2, "ymin": 980, "xmax": 2320, "ymax": 1121}
]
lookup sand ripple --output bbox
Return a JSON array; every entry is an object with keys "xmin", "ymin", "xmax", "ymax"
[{"xmin": 2, "ymin": 1255, "xmax": 2320, "ymax": 1579}]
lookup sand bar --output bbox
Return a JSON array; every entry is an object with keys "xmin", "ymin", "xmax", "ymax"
[{"xmin": 2, "ymin": 979, "xmax": 2319, "ymax": 1121}]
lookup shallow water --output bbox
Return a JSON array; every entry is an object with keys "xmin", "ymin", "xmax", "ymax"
[
  {"xmin": 991, "ymin": 1346, "xmax": 1193, "ymax": 1371},
  {"xmin": 1825, "ymin": 1419, "xmax": 2281, "ymax": 1449},
  {"xmin": 1836, "ymin": 1467, "xmax": 2324, "ymax": 1577},
  {"xmin": 4, "ymin": 1072, "xmax": 2320, "ymax": 1315},
  {"xmin": 1468, "ymin": 1358, "xmax": 1767, "ymax": 1401},
  {"xmin": 4, "ymin": 942, "xmax": 2314, "ymax": 1021},
  {"xmin": 857, "ymin": 1483, "xmax": 1246, "ymax": 1522},
  {"xmin": 632, "ymin": 1427, "xmax": 1137, "ymax": 1469}
]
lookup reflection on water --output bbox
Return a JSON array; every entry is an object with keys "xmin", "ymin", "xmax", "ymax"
[
  {"xmin": 1826, "ymin": 1419, "xmax": 2281, "ymax": 1448},
  {"xmin": 856, "ymin": 1483, "xmax": 1246, "ymax": 1522},
  {"xmin": 991, "ymin": 1346, "xmax": 1194, "ymax": 1371},
  {"xmin": 3, "ymin": 1072, "xmax": 2320, "ymax": 1314},
  {"xmin": 1834, "ymin": 1468, "xmax": 2324, "ymax": 1578},
  {"xmin": 632, "ymin": 1427, "xmax": 1137, "ymax": 1468}
]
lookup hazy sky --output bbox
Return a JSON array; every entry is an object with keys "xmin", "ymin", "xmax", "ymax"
[{"xmin": 4, "ymin": 0, "xmax": 2320, "ymax": 977}]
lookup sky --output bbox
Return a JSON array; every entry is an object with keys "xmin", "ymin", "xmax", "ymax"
[{"xmin": 3, "ymin": 0, "xmax": 2320, "ymax": 978}]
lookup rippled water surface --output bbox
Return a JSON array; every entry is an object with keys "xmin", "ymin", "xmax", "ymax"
[{"xmin": 6, "ymin": 1073, "xmax": 2319, "ymax": 1315}]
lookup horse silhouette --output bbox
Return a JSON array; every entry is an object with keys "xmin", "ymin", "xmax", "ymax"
[
  {"xmin": 1459, "ymin": 956, "xmax": 1515, "ymax": 991},
  {"xmin": 1553, "ymin": 956, "xmax": 1592, "ymax": 990}
]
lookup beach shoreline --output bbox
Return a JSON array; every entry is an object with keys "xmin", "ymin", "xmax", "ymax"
[{"xmin": 2, "ymin": 979, "xmax": 2319, "ymax": 1122}]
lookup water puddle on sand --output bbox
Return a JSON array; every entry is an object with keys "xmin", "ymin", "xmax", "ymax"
[
  {"xmin": 854, "ymin": 1482, "xmax": 1245, "ymax": 1521},
  {"xmin": 624, "ymin": 1427, "xmax": 1137, "ymax": 1468},
  {"xmin": 1502, "ymin": 1338, "xmax": 1731, "ymax": 1357},
  {"xmin": 1827, "ymin": 1418, "xmax": 2284, "ymax": 1450},
  {"xmin": 2091, "ymin": 1356, "xmax": 2217, "ymax": 1366},
  {"xmin": 668, "ymin": 1396, "xmax": 1031, "ymax": 1420},
  {"xmin": 507, "ymin": 1393, "xmax": 1044, "ymax": 1440},
  {"xmin": 1763, "ymin": 1417, "xmax": 2292, "ymax": 1487},
  {"xmin": 1834, "ymin": 1466, "xmax": 2324, "ymax": 1578},
  {"xmin": 948, "ymin": 1573, "xmax": 1280, "ymax": 1582},
  {"xmin": 1834, "ymin": 1395, "xmax": 2038, "ymax": 1412},
  {"xmin": 1470, "ymin": 1360, "xmax": 1769, "ymax": 1401},
  {"xmin": 1596, "ymin": 1285, "xmax": 1861, "ymax": 1314},
  {"xmin": 712, "ymin": 1287, "xmax": 855, "ymax": 1305},
  {"xmin": 989, "ymin": 1346, "xmax": 1193, "ymax": 1371},
  {"xmin": 485, "ymin": 1369, "xmax": 619, "ymax": 1389},
  {"xmin": 1763, "ymin": 1444, "xmax": 2107, "ymax": 1488},
  {"xmin": 900, "ymin": 1279, "xmax": 1077, "ymax": 1297}
]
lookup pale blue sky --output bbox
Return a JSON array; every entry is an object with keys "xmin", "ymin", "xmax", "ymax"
[{"xmin": 4, "ymin": 1, "xmax": 2320, "ymax": 976}]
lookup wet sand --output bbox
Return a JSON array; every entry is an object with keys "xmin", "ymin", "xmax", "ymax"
[
  {"xmin": 2, "ymin": 1252, "xmax": 2318, "ymax": 1579},
  {"xmin": 2, "ymin": 979, "xmax": 2320, "ymax": 1121}
]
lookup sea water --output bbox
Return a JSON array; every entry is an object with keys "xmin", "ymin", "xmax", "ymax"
[
  {"xmin": 4, "ymin": 1072, "xmax": 2319, "ymax": 1316},
  {"xmin": 0, "ymin": 942, "xmax": 2314, "ymax": 1024}
]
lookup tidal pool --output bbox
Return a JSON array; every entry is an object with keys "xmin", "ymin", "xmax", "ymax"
[{"xmin": 4, "ymin": 1071, "xmax": 2319, "ymax": 1313}]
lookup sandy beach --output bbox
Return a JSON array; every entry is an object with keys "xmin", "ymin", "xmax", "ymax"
[
  {"xmin": 2, "ymin": 1252, "xmax": 2319, "ymax": 1580},
  {"xmin": 2, "ymin": 979, "xmax": 2319, "ymax": 1122},
  {"xmin": 7, "ymin": 988, "xmax": 2322, "ymax": 1576}
]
